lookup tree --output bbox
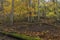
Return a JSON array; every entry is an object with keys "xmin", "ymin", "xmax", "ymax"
[
  {"xmin": 0, "ymin": 0, "xmax": 4, "ymax": 23},
  {"xmin": 10, "ymin": 0, "xmax": 14, "ymax": 25},
  {"xmin": 0, "ymin": 0, "xmax": 4, "ymax": 14},
  {"xmin": 37, "ymin": 0, "xmax": 40, "ymax": 21},
  {"xmin": 28, "ymin": 0, "xmax": 32, "ymax": 22}
]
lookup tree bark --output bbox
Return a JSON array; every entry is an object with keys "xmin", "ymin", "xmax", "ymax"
[
  {"xmin": 10, "ymin": 0, "xmax": 14, "ymax": 25},
  {"xmin": 38, "ymin": 0, "xmax": 40, "ymax": 21},
  {"xmin": 28, "ymin": 0, "xmax": 32, "ymax": 22}
]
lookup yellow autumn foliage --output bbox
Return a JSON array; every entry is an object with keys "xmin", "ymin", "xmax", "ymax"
[
  {"xmin": 1, "ymin": 0, "xmax": 59, "ymax": 18},
  {"xmin": 46, "ymin": 12, "xmax": 57, "ymax": 18}
]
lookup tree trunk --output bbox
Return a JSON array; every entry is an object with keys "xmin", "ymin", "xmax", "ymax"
[
  {"xmin": 38, "ymin": 0, "xmax": 40, "ymax": 21},
  {"xmin": 28, "ymin": 0, "xmax": 32, "ymax": 22},
  {"xmin": 10, "ymin": 0, "xmax": 14, "ymax": 25},
  {"xmin": 0, "ymin": 0, "xmax": 4, "ymax": 24}
]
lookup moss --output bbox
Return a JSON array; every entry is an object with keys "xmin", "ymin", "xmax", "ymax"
[{"xmin": 1, "ymin": 32, "xmax": 41, "ymax": 40}]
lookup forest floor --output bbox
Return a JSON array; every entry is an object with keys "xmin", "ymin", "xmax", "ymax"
[{"xmin": 0, "ymin": 19, "xmax": 60, "ymax": 40}]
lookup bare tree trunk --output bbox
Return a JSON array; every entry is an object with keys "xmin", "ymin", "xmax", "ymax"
[
  {"xmin": 41, "ymin": 1, "xmax": 46, "ymax": 23},
  {"xmin": 38, "ymin": 0, "xmax": 40, "ymax": 21},
  {"xmin": 0, "ymin": 0, "xmax": 4, "ymax": 15},
  {"xmin": 0, "ymin": 0, "xmax": 4, "ymax": 24},
  {"xmin": 28, "ymin": 0, "xmax": 32, "ymax": 22},
  {"xmin": 42, "ymin": 1, "xmax": 46, "ymax": 18},
  {"xmin": 10, "ymin": 0, "xmax": 14, "ymax": 25}
]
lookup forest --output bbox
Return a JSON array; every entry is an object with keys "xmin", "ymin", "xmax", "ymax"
[{"xmin": 0, "ymin": 0, "xmax": 60, "ymax": 40}]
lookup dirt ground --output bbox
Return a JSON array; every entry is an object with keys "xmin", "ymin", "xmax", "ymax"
[{"xmin": 0, "ymin": 19, "xmax": 60, "ymax": 40}]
